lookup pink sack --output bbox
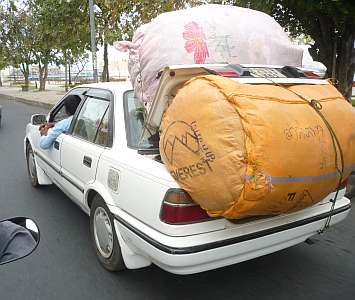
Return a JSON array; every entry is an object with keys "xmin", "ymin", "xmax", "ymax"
[{"xmin": 114, "ymin": 4, "xmax": 303, "ymax": 107}]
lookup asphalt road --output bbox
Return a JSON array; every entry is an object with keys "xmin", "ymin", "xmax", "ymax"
[{"xmin": 0, "ymin": 95, "xmax": 354, "ymax": 300}]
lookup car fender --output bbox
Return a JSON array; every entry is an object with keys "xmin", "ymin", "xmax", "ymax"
[
  {"xmin": 84, "ymin": 181, "xmax": 117, "ymax": 209},
  {"xmin": 85, "ymin": 182, "xmax": 152, "ymax": 270},
  {"xmin": 24, "ymin": 135, "xmax": 52, "ymax": 185}
]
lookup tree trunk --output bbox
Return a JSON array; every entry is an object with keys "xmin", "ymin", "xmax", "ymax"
[
  {"xmin": 101, "ymin": 42, "xmax": 109, "ymax": 82},
  {"xmin": 69, "ymin": 63, "xmax": 72, "ymax": 86},
  {"xmin": 310, "ymin": 17, "xmax": 354, "ymax": 101},
  {"xmin": 25, "ymin": 64, "xmax": 30, "ymax": 87},
  {"xmin": 0, "ymin": 75, "xmax": 2, "ymax": 87},
  {"xmin": 335, "ymin": 23, "xmax": 355, "ymax": 101},
  {"xmin": 43, "ymin": 64, "xmax": 48, "ymax": 91},
  {"xmin": 64, "ymin": 51, "xmax": 68, "ymax": 91},
  {"xmin": 38, "ymin": 62, "xmax": 48, "ymax": 91},
  {"xmin": 20, "ymin": 63, "xmax": 30, "ymax": 87}
]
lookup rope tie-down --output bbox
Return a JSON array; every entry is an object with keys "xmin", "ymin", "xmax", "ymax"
[{"xmin": 265, "ymin": 79, "xmax": 345, "ymax": 233}]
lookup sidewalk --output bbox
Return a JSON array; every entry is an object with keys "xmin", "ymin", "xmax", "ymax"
[{"xmin": 0, "ymin": 83, "xmax": 66, "ymax": 109}]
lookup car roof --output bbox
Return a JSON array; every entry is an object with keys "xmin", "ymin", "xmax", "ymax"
[{"xmin": 80, "ymin": 81, "xmax": 133, "ymax": 93}]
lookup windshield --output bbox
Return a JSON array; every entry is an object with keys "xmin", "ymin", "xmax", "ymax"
[{"xmin": 123, "ymin": 90, "xmax": 159, "ymax": 150}]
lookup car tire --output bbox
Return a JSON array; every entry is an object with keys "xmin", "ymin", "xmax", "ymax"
[
  {"xmin": 26, "ymin": 144, "xmax": 39, "ymax": 187},
  {"xmin": 90, "ymin": 195, "xmax": 126, "ymax": 272}
]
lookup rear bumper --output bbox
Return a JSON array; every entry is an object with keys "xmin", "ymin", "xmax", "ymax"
[{"xmin": 114, "ymin": 198, "xmax": 351, "ymax": 274}]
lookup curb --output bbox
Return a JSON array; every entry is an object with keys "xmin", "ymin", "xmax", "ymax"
[{"xmin": 0, "ymin": 93, "xmax": 54, "ymax": 110}]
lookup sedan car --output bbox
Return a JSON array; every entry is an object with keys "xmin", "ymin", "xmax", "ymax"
[{"xmin": 24, "ymin": 64, "xmax": 351, "ymax": 274}]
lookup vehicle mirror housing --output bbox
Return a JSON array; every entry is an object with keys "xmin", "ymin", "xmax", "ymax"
[
  {"xmin": 0, "ymin": 217, "xmax": 40, "ymax": 265},
  {"xmin": 31, "ymin": 114, "xmax": 47, "ymax": 125}
]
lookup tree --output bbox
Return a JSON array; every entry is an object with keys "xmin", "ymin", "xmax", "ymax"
[
  {"xmin": 30, "ymin": 0, "xmax": 91, "ymax": 90},
  {"xmin": 271, "ymin": 0, "xmax": 355, "ymax": 100},
  {"xmin": 72, "ymin": 53, "xmax": 89, "ymax": 83},
  {"xmin": 0, "ymin": 38, "xmax": 9, "ymax": 86},
  {"xmin": 213, "ymin": 0, "xmax": 355, "ymax": 100},
  {"xmin": 0, "ymin": 52, "xmax": 8, "ymax": 87},
  {"xmin": 0, "ymin": 1, "xmax": 35, "ymax": 88}
]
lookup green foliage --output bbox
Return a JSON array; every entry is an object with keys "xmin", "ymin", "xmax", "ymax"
[
  {"xmin": 30, "ymin": 0, "xmax": 91, "ymax": 65},
  {"xmin": 0, "ymin": 43, "xmax": 8, "ymax": 70},
  {"xmin": 270, "ymin": 0, "xmax": 355, "ymax": 98},
  {"xmin": 94, "ymin": 0, "xmax": 203, "ymax": 81},
  {"xmin": 95, "ymin": 0, "xmax": 203, "ymax": 43},
  {"xmin": 211, "ymin": 0, "xmax": 355, "ymax": 99},
  {"xmin": 0, "ymin": 1, "xmax": 35, "ymax": 70}
]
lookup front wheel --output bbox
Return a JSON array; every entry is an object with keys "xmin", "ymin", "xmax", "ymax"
[
  {"xmin": 26, "ymin": 144, "xmax": 39, "ymax": 187},
  {"xmin": 90, "ymin": 195, "xmax": 126, "ymax": 272}
]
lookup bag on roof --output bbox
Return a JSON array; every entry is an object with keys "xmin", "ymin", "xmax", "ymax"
[{"xmin": 114, "ymin": 4, "xmax": 303, "ymax": 107}]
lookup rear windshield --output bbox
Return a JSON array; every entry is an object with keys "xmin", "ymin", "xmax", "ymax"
[{"xmin": 123, "ymin": 90, "xmax": 159, "ymax": 150}]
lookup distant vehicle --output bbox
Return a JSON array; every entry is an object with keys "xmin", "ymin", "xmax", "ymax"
[{"xmin": 24, "ymin": 64, "xmax": 351, "ymax": 275}]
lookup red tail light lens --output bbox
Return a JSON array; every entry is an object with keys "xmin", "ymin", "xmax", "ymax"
[{"xmin": 160, "ymin": 189, "xmax": 211, "ymax": 224}]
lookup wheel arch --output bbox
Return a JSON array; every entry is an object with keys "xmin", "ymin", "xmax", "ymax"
[
  {"xmin": 85, "ymin": 182, "xmax": 116, "ymax": 210},
  {"xmin": 25, "ymin": 139, "xmax": 52, "ymax": 185},
  {"xmin": 87, "ymin": 185, "xmax": 151, "ymax": 270}
]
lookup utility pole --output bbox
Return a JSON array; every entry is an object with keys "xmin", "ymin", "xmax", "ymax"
[{"xmin": 89, "ymin": 0, "xmax": 98, "ymax": 83}]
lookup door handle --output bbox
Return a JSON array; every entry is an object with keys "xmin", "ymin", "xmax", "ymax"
[
  {"xmin": 54, "ymin": 141, "xmax": 60, "ymax": 150},
  {"xmin": 83, "ymin": 156, "xmax": 92, "ymax": 168}
]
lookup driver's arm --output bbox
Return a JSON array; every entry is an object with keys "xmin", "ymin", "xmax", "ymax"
[{"xmin": 39, "ymin": 116, "xmax": 73, "ymax": 149}]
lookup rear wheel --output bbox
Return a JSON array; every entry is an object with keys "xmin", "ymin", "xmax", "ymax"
[
  {"xmin": 90, "ymin": 195, "xmax": 126, "ymax": 271},
  {"xmin": 26, "ymin": 144, "xmax": 39, "ymax": 187}
]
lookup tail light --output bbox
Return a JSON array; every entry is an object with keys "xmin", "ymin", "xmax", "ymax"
[{"xmin": 160, "ymin": 189, "xmax": 211, "ymax": 224}]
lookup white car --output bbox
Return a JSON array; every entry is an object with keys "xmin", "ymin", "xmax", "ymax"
[{"xmin": 24, "ymin": 64, "xmax": 351, "ymax": 275}]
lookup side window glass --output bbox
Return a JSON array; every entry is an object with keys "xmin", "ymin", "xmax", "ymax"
[
  {"xmin": 53, "ymin": 105, "xmax": 69, "ymax": 123},
  {"xmin": 50, "ymin": 89, "xmax": 86, "ymax": 123},
  {"xmin": 73, "ymin": 97, "xmax": 109, "ymax": 143},
  {"xmin": 94, "ymin": 109, "xmax": 109, "ymax": 146},
  {"xmin": 124, "ymin": 91, "xmax": 157, "ymax": 149}
]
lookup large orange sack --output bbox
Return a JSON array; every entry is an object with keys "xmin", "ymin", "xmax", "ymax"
[{"xmin": 159, "ymin": 75, "xmax": 355, "ymax": 219}]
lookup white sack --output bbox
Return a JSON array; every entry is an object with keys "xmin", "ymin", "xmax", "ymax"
[{"xmin": 114, "ymin": 4, "xmax": 303, "ymax": 106}]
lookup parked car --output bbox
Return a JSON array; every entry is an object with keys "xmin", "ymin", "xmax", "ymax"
[{"xmin": 24, "ymin": 64, "xmax": 351, "ymax": 275}]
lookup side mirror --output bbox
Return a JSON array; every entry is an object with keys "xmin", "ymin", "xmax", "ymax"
[
  {"xmin": 31, "ymin": 114, "xmax": 47, "ymax": 125},
  {"xmin": 0, "ymin": 217, "xmax": 40, "ymax": 265}
]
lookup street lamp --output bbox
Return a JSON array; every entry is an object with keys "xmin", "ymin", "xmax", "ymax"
[{"xmin": 89, "ymin": 0, "xmax": 98, "ymax": 83}]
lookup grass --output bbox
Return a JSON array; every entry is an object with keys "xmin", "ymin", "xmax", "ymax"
[{"xmin": 352, "ymin": 97, "xmax": 355, "ymax": 106}]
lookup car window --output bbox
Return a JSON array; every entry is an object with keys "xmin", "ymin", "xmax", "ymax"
[
  {"xmin": 53, "ymin": 105, "xmax": 69, "ymax": 123},
  {"xmin": 50, "ymin": 88, "xmax": 87, "ymax": 123},
  {"xmin": 72, "ymin": 97, "xmax": 109, "ymax": 143},
  {"xmin": 94, "ymin": 108, "xmax": 109, "ymax": 147},
  {"xmin": 123, "ymin": 91, "xmax": 158, "ymax": 149}
]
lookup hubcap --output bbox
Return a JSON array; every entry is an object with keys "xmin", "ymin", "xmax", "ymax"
[
  {"xmin": 93, "ymin": 207, "xmax": 114, "ymax": 258},
  {"xmin": 28, "ymin": 149, "xmax": 36, "ymax": 179}
]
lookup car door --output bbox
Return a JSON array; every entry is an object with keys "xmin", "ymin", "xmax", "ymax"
[
  {"xmin": 34, "ymin": 88, "xmax": 88, "ymax": 184},
  {"xmin": 59, "ymin": 88, "xmax": 113, "ymax": 204}
]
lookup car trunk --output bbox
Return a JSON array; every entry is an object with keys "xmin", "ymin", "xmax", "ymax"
[{"xmin": 137, "ymin": 64, "xmax": 349, "ymax": 235}]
